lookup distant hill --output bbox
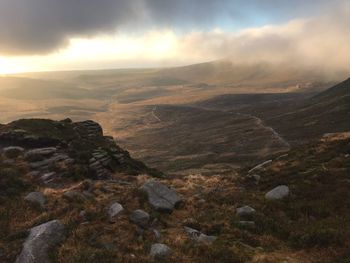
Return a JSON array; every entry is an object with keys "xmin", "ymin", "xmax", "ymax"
[{"xmin": 267, "ymin": 78, "xmax": 350, "ymax": 143}]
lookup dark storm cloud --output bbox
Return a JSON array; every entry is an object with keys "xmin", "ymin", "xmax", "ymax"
[{"xmin": 0, "ymin": 0, "xmax": 344, "ymax": 55}]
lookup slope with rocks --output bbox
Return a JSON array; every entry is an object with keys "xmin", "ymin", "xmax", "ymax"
[{"xmin": 0, "ymin": 118, "xmax": 350, "ymax": 263}]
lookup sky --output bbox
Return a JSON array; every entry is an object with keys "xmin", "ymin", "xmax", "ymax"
[{"xmin": 0, "ymin": 0, "xmax": 349, "ymax": 74}]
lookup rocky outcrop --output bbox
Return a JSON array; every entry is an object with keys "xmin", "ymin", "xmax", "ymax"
[
  {"xmin": 140, "ymin": 180, "xmax": 182, "ymax": 213},
  {"xmin": 15, "ymin": 220, "xmax": 66, "ymax": 263},
  {"xmin": 3, "ymin": 146, "xmax": 24, "ymax": 159}
]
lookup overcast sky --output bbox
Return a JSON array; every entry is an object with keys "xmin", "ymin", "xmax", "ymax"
[{"xmin": 0, "ymin": 0, "xmax": 349, "ymax": 73}]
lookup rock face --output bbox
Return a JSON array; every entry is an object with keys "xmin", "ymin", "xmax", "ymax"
[
  {"xmin": 3, "ymin": 146, "xmax": 25, "ymax": 159},
  {"xmin": 24, "ymin": 192, "xmax": 46, "ymax": 208},
  {"xmin": 25, "ymin": 147, "xmax": 57, "ymax": 161},
  {"xmin": 15, "ymin": 220, "xmax": 65, "ymax": 263},
  {"xmin": 236, "ymin": 206, "xmax": 256, "ymax": 217},
  {"xmin": 150, "ymin": 243, "xmax": 172, "ymax": 260},
  {"xmin": 140, "ymin": 180, "xmax": 182, "ymax": 213},
  {"xmin": 130, "ymin": 209, "xmax": 150, "ymax": 228},
  {"xmin": 265, "ymin": 185, "xmax": 290, "ymax": 200},
  {"xmin": 108, "ymin": 202, "xmax": 124, "ymax": 222}
]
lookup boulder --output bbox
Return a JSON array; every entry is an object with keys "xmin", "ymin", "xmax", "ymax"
[
  {"xmin": 130, "ymin": 209, "xmax": 150, "ymax": 228},
  {"xmin": 24, "ymin": 192, "xmax": 46, "ymax": 208},
  {"xmin": 150, "ymin": 243, "xmax": 172, "ymax": 260},
  {"xmin": 3, "ymin": 146, "xmax": 25, "ymax": 159},
  {"xmin": 140, "ymin": 180, "xmax": 182, "ymax": 213},
  {"xmin": 265, "ymin": 185, "xmax": 289, "ymax": 200},
  {"xmin": 236, "ymin": 206, "xmax": 256, "ymax": 217},
  {"xmin": 108, "ymin": 202, "xmax": 124, "ymax": 223},
  {"xmin": 15, "ymin": 220, "xmax": 65, "ymax": 263}
]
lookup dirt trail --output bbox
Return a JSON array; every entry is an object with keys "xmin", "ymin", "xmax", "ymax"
[
  {"xmin": 236, "ymin": 112, "xmax": 290, "ymax": 148},
  {"xmin": 151, "ymin": 106, "xmax": 161, "ymax": 122}
]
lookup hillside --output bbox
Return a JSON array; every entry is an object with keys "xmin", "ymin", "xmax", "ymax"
[
  {"xmin": 267, "ymin": 78, "xmax": 350, "ymax": 143},
  {"xmin": 0, "ymin": 118, "xmax": 349, "ymax": 262}
]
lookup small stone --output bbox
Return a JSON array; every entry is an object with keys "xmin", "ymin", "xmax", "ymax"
[
  {"xmin": 152, "ymin": 229, "xmax": 162, "ymax": 241},
  {"xmin": 130, "ymin": 209, "xmax": 150, "ymax": 228},
  {"xmin": 108, "ymin": 202, "xmax": 124, "ymax": 223},
  {"xmin": 150, "ymin": 243, "xmax": 172, "ymax": 260},
  {"xmin": 184, "ymin": 227, "xmax": 217, "ymax": 244},
  {"xmin": 40, "ymin": 172, "xmax": 56, "ymax": 182},
  {"xmin": 265, "ymin": 185, "xmax": 289, "ymax": 200},
  {"xmin": 236, "ymin": 206, "xmax": 256, "ymax": 217},
  {"xmin": 182, "ymin": 218, "xmax": 201, "ymax": 230},
  {"xmin": 3, "ymin": 146, "xmax": 25, "ymax": 159},
  {"xmin": 24, "ymin": 192, "xmax": 46, "ymax": 208}
]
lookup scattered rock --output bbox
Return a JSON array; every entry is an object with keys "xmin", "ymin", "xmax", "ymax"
[
  {"xmin": 40, "ymin": 172, "xmax": 57, "ymax": 184},
  {"xmin": 182, "ymin": 218, "xmax": 201, "ymax": 230},
  {"xmin": 3, "ymin": 146, "xmax": 24, "ymax": 159},
  {"xmin": 152, "ymin": 229, "xmax": 162, "ymax": 241},
  {"xmin": 236, "ymin": 206, "xmax": 256, "ymax": 217},
  {"xmin": 24, "ymin": 192, "xmax": 46, "ymax": 208},
  {"xmin": 248, "ymin": 160, "xmax": 272, "ymax": 174},
  {"xmin": 184, "ymin": 226, "xmax": 217, "ymax": 244},
  {"xmin": 15, "ymin": 220, "xmax": 66, "ymax": 263},
  {"xmin": 140, "ymin": 180, "xmax": 182, "ymax": 213},
  {"xmin": 130, "ymin": 209, "xmax": 150, "ymax": 228},
  {"xmin": 150, "ymin": 243, "xmax": 172, "ymax": 260},
  {"xmin": 265, "ymin": 185, "xmax": 290, "ymax": 200},
  {"xmin": 108, "ymin": 202, "xmax": 124, "ymax": 223}
]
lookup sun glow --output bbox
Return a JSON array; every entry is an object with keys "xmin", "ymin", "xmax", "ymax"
[{"xmin": 0, "ymin": 30, "xmax": 182, "ymax": 74}]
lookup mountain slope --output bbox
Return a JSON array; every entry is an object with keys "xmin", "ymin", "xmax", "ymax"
[{"xmin": 267, "ymin": 78, "xmax": 350, "ymax": 143}]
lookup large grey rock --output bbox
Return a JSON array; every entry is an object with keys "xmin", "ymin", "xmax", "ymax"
[
  {"xmin": 150, "ymin": 243, "xmax": 172, "ymax": 260},
  {"xmin": 140, "ymin": 180, "xmax": 182, "ymax": 213},
  {"xmin": 130, "ymin": 209, "xmax": 150, "ymax": 228},
  {"xmin": 3, "ymin": 146, "xmax": 25, "ymax": 159},
  {"xmin": 24, "ymin": 192, "xmax": 46, "ymax": 208},
  {"xmin": 265, "ymin": 185, "xmax": 289, "ymax": 200},
  {"xmin": 108, "ymin": 202, "xmax": 124, "ymax": 223},
  {"xmin": 236, "ymin": 206, "xmax": 256, "ymax": 217},
  {"xmin": 15, "ymin": 220, "xmax": 65, "ymax": 263}
]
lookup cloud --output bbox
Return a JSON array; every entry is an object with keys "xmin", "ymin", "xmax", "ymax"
[
  {"xmin": 177, "ymin": 3, "xmax": 350, "ymax": 76},
  {"xmin": 0, "ymin": 0, "xmax": 343, "ymax": 55}
]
